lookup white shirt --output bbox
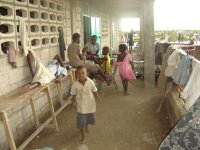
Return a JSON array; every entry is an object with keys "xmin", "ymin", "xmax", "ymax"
[
  {"xmin": 70, "ymin": 77, "xmax": 97, "ymax": 114},
  {"xmin": 87, "ymin": 42, "xmax": 100, "ymax": 55}
]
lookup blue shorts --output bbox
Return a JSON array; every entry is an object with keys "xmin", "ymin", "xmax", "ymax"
[{"xmin": 77, "ymin": 112, "xmax": 96, "ymax": 129}]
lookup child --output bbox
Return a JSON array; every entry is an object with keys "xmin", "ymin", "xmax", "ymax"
[
  {"xmin": 99, "ymin": 46, "xmax": 111, "ymax": 75},
  {"xmin": 117, "ymin": 44, "xmax": 136, "ymax": 95},
  {"xmin": 70, "ymin": 66, "xmax": 101, "ymax": 143}
]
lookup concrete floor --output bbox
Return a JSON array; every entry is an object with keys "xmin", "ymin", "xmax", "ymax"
[{"xmin": 25, "ymin": 78, "xmax": 171, "ymax": 150}]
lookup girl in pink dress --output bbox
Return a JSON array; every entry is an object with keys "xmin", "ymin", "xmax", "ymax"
[{"xmin": 117, "ymin": 44, "xmax": 136, "ymax": 95}]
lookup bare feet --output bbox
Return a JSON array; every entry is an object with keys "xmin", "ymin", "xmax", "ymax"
[{"xmin": 124, "ymin": 93, "xmax": 130, "ymax": 96}]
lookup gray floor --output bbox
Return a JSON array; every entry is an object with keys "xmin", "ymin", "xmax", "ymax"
[{"xmin": 25, "ymin": 78, "xmax": 171, "ymax": 150}]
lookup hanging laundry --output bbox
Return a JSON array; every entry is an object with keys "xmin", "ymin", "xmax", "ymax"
[
  {"xmin": 172, "ymin": 55, "xmax": 193, "ymax": 85},
  {"xmin": 19, "ymin": 17, "xmax": 28, "ymax": 56},
  {"xmin": 165, "ymin": 49, "xmax": 187, "ymax": 77},
  {"xmin": 58, "ymin": 28, "xmax": 66, "ymax": 61},
  {"xmin": 8, "ymin": 42, "xmax": 17, "ymax": 68},
  {"xmin": 181, "ymin": 59, "xmax": 200, "ymax": 110},
  {"xmin": 157, "ymin": 46, "xmax": 174, "ymax": 94}
]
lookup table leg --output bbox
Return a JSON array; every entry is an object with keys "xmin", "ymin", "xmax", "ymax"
[
  {"xmin": 45, "ymin": 86, "xmax": 59, "ymax": 132},
  {"xmin": 30, "ymin": 98, "xmax": 40, "ymax": 128},
  {"xmin": 1, "ymin": 111, "xmax": 17, "ymax": 150}
]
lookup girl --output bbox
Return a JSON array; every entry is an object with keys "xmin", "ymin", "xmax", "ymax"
[{"xmin": 117, "ymin": 44, "xmax": 136, "ymax": 95}]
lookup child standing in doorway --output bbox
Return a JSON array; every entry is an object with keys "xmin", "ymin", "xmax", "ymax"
[
  {"xmin": 117, "ymin": 44, "xmax": 136, "ymax": 95},
  {"xmin": 70, "ymin": 66, "xmax": 101, "ymax": 143}
]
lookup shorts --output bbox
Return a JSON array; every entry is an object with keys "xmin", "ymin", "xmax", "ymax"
[
  {"xmin": 77, "ymin": 112, "xmax": 96, "ymax": 129},
  {"xmin": 84, "ymin": 61, "xmax": 100, "ymax": 73}
]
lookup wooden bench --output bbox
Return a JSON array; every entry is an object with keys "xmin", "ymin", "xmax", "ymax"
[{"xmin": 0, "ymin": 70, "xmax": 75, "ymax": 150}]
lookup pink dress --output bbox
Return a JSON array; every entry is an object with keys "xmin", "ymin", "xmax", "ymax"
[{"xmin": 117, "ymin": 53, "xmax": 136, "ymax": 81}]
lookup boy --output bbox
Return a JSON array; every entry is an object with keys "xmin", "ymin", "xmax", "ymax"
[{"xmin": 70, "ymin": 66, "xmax": 101, "ymax": 143}]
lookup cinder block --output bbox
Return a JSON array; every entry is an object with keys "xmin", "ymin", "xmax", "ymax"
[
  {"xmin": 50, "ymin": 24, "xmax": 57, "ymax": 34},
  {"xmin": 0, "ymin": 3, "xmax": 15, "ymax": 20},
  {"xmin": 15, "ymin": 6, "xmax": 28, "ymax": 20},
  {"xmin": 30, "ymin": 36, "xmax": 41, "ymax": 50},
  {"xmin": 0, "ymin": 21, "xmax": 15, "ymax": 37},
  {"xmin": 50, "ymin": 12, "xmax": 57, "ymax": 23},
  {"xmin": 56, "ymin": 4, "xmax": 63, "ymax": 12},
  {"xmin": 14, "ymin": 0, "xmax": 28, "ymax": 6},
  {"xmin": 29, "ymin": 8, "xmax": 40, "ymax": 21},
  {"xmin": 29, "ymin": 23, "xmax": 40, "ymax": 36},
  {"xmin": 49, "ymin": 1, "xmax": 56, "ymax": 11},
  {"xmin": 50, "ymin": 36, "xmax": 58, "ymax": 46},
  {"xmin": 0, "ymin": 72, "xmax": 9, "ymax": 88},
  {"xmin": 16, "ymin": 53, "xmax": 27, "ymax": 67},
  {"xmin": 40, "ymin": 10, "xmax": 49, "ymax": 22},
  {"xmin": 28, "ymin": 0, "xmax": 39, "ymax": 8},
  {"xmin": 40, "ymin": 0, "xmax": 48, "ymax": 10},
  {"xmin": 41, "ymin": 37, "xmax": 50, "ymax": 47},
  {"xmin": 57, "ymin": 13, "xmax": 63, "ymax": 23},
  {"xmin": 41, "ymin": 23, "xmax": 49, "ymax": 35}
]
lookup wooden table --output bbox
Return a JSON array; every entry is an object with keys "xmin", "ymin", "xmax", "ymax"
[{"xmin": 0, "ymin": 71, "xmax": 75, "ymax": 150}]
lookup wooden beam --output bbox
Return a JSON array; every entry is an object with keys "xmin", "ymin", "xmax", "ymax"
[
  {"xmin": 1, "ymin": 111, "xmax": 17, "ymax": 150},
  {"xmin": 30, "ymin": 98, "xmax": 40, "ymax": 128}
]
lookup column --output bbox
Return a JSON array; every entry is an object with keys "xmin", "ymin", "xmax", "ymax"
[{"xmin": 141, "ymin": 0, "xmax": 155, "ymax": 88}]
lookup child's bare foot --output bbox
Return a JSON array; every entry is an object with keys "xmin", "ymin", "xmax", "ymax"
[
  {"xmin": 80, "ymin": 138, "xmax": 86, "ymax": 144},
  {"xmin": 124, "ymin": 93, "xmax": 130, "ymax": 96}
]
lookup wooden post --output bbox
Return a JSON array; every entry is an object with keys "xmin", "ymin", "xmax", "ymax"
[
  {"xmin": 56, "ymin": 83, "xmax": 64, "ymax": 105},
  {"xmin": 1, "ymin": 112, "xmax": 17, "ymax": 150},
  {"xmin": 45, "ymin": 86, "xmax": 59, "ymax": 132},
  {"xmin": 30, "ymin": 98, "xmax": 40, "ymax": 128}
]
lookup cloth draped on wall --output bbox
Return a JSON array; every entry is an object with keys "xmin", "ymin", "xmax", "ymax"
[
  {"xmin": 157, "ymin": 47, "xmax": 174, "ymax": 94},
  {"xmin": 165, "ymin": 49, "xmax": 187, "ymax": 77},
  {"xmin": 58, "ymin": 28, "xmax": 66, "ymax": 61},
  {"xmin": 31, "ymin": 59, "xmax": 55, "ymax": 85},
  {"xmin": 8, "ymin": 43, "xmax": 17, "ymax": 68},
  {"xmin": 19, "ymin": 18, "xmax": 28, "ymax": 56},
  {"xmin": 181, "ymin": 59, "xmax": 200, "ymax": 110},
  {"xmin": 159, "ymin": 97, "xmax": 200, "ymax": 150},
  {"xmin": 1, "ymin": 42, "xmax": 17, "ymax": 68},
  {"xmin": 47, "ymin": 59, "xmax": 67, "ymax": 76},
  {"xmin": 172, "ymin": 55, "xmax": 193, "ymax": 86}
]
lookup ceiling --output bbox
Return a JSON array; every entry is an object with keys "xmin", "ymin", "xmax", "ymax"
[
  {"xmin": 97, "ymin": 0, "xmax": 154, "ymax": 17},
  {"xmin": 100, "ymin": 0, "xmax": 141, "ymax": 17}
]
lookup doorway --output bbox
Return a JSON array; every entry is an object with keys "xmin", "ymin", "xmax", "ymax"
[
  {"xmin": 83, "ymin": 15, "xmax": 91, "ymax": 45},
  {"xmin": 91, "ymin": 17, "xmax": 102, "ymax": 56}
]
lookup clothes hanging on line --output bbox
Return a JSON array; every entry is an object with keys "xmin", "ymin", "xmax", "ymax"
[
  {"xmin": 181, "ymin": 59, "xmax": 200, "ymax": 110},
  {"xmin": 172, "ymin": 55, "xmax": 193, "ymax": 86},
  {"xmin": 165, "ymin": 49, "xmax": 187, "ymax": 77}
]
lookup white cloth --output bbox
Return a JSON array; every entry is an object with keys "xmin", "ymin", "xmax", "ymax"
[
  {"xmin": 70, "ymin": 77, "xmax": 97, "ymax": 114},
  {"xmin": 19, "ymin": 18, "xmax": 28, "ymax": 56},
  {"xmin": 165, "ymin": 49, "xmax": 187, "ymax": 77},
  {"xmin": 32, "ymin": 59, "xmax": 55, "ymax": 85},
  {"xmin": 181, "ymin": 59, "xmax": 200, "ymax": 110},
  {"xmin": 47, "ymin": 60, "xmax": 67, "ymax": 76}
]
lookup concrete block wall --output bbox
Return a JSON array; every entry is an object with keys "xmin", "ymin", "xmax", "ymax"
[
  {"xmin": 0, "ymin": 0, "xmax": 117, "ymax": 149},
  {"xmin": 0, "ymin": 0, "xmax": 72, "ymax": 149}
]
